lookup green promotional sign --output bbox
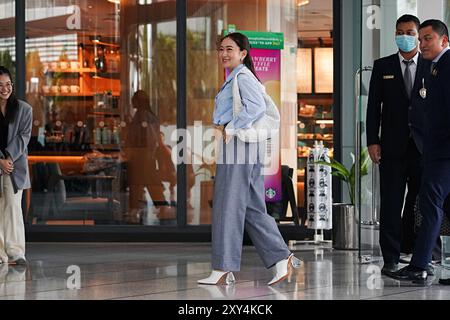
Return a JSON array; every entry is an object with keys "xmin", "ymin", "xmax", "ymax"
[{"xmin": 225, "ymin": 25, "xmax": 284, "ymax": 50}]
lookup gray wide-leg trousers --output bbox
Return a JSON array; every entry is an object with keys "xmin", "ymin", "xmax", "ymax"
[{"xmin": 211, "ymin": 137, "xmax": 290, "ymax": 272}]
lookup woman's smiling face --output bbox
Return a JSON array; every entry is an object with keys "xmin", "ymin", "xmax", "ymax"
[{"xmin": 218, "ymin": 37, "xmax": 246, "ymax": 71}]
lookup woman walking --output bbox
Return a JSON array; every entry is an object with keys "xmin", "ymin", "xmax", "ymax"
[
  {"xmin": 198, "ymin": 33, "xmax": 301, "ymax": 286},
  {"xmin": 0, "ymin": 66, "xmax": 32, "ymax": 265}
]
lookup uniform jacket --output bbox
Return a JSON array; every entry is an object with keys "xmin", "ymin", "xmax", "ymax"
[
  {"xmin": 366, "ymin": 53, "xmax": 428, "ymax": 158},
  {"xmin": 419, "ymin": 50, "xmax": 450, "ymax": 162}
]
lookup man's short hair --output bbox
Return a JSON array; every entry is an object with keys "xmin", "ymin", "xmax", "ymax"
[
  {"xmin": 396, "ymin": 14, "xmax": 420, "ymax": 30},
  {"xmin": 419, "ymin": 19, "xmax": 449, "ymax": 38}
]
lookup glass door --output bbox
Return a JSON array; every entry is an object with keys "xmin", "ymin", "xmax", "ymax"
[{"xmin": 357, "ymin": 0, "xmax": 426, "ymax": 262}]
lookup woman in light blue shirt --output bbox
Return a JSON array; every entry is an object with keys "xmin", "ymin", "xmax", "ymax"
[{"xmin": 198, "ymin": 33, "xmax": 301, "ymax": 286}]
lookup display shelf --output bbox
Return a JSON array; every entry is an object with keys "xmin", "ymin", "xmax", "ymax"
[
  {"xmin": 297, "ymin": 137, "xmax": 333, "ymax": 141},
  {"xmin": 92, "ymin": 72, "xmax": 120, "ymax": 79},
  {"xmin": 91, "ymin": 144, "xmax": 121, "ymax": 151},
  {"xmin": 45, "ymin": 67, "xmax": 97, "ymax": 74},
  {"xmin": 297, "ymin": 93, "xmax": 334, "ymax": 186},
  {"xmin": 43, "ymin": 92, "xmax": 120, "ymax": 97},
  {"xmin": 34, "ymin": 36, "xmax": 122, "ymax": 158},
  {"xmin": 90, "ymin": 108, "xmax": 120, "ymax": 115}
]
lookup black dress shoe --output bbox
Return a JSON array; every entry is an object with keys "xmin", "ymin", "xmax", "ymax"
[
  {"xmin": 427, "ymin": 264, "xmax": 435, "ymax": 276},
  {"xmin": 439, "ymin": 278, "xmax": 450, "ymax": 285},
  {"xmin": 381, "ymin": 263, "xmax": 399, "ymax": 275},
  {"xmin": 384, "ymin": 265, "xmax": 428, "ymax": 284}
]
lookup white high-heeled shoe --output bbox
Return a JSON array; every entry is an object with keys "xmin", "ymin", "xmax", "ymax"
[
  {"xmin": 197, "ymin": 270, "xmax": 235, "ymax": 285},
  {"xmin": 268, "ymin": 253, "xmax": 302, "ymax": 286}
]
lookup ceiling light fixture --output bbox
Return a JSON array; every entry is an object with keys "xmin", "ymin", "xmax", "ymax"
[
  {"xmin": 297, "ymin": 0, "xmax": 310, "ymax": 7},
  {"xmin": 315, "ymin": 120, "xmax": 334, "ymax": 125},
  {"xmin": 90, "ymin": 35, "xmax": 101, "ymax": 43},
  {"xmin": 107, "ymin": 0, "xmax": 120, "ymax": 4}
]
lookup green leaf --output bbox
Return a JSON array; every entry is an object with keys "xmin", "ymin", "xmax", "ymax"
[{"xmin": 330, "ymin": 171, "xmax": 348, "ymax": 182}]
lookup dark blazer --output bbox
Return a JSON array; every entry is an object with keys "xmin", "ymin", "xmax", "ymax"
[
  {"xmin": 366, "ymin": 53, "xmax": 428, "ymax": 158},
  {"xmin": 409, "ymin": 60, "xmax": 431, "ymax": 154},
  {"xmin": 420, "ymin": 49, "xmax": 450, "ymax": 162}
]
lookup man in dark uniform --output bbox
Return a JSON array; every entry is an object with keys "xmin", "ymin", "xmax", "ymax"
[
  {"xmin": 366, "ymin": 15, "xmax": 428, "ymax": 275},
  {"xmin": 386, "ymin": 19, "xmax": 450, "ymax": 284}
]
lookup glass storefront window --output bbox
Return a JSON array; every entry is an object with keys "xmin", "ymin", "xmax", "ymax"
[
  {"xmin": 1, "ymin": 0, "xmax": 336, "ymax": 237},
  {"xmin": 186, "ymin": 3, "xmax": 227, "ymax": 225},
  {"xmin": 186, "ymin": 1, "xmax": 298, "ymax": 225},
  {"xmin": 25, "ymin": 0, "xmax": 177, "ymax": 226},
  {"xmin": 297, "ymin": 0, "xmax": 334, "ymax": 220}
]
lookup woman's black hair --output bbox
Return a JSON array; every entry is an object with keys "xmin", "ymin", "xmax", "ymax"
[
  {"xmin": 0, "ymin": 66, "xmax": 18, "ymax": 123},
  {"xmin": 219, "ymin": 32, "xmax": 260, "ymax": 82},
  {"xmin": 132, "ymin": 89, "xmax": 156, "ymax": 115}
]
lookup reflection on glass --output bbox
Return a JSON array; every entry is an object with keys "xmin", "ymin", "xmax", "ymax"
[
  {"xmin": 186, "ymin": 0, "xmax": 298, "ymax": 226},
  {"xmin": 442, "ymin": 236, "xmax": 450, "ymax": 269},
  {"xmin": 297, "ymin": 0, "xmax": 333, "ymax": 221}
]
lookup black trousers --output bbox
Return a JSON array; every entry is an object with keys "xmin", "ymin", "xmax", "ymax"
[
  {"xmin": 411, "ymin": 160, "xmax": 450, "ymax": 269},
  {"xmin": 379, "ymin": 138, "xmax": 422, "ymax": 264}
]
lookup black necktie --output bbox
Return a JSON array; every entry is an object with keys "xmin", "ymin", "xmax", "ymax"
[
  {"xmin": 403, "ymin": 60, "xmax": 413, "ymax": 98},
  {"xmin": 431, "ymin": 62, "xmax": 437, "ymax": 74}
]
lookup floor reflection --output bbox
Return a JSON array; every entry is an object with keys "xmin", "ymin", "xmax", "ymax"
[
  {"xmin": 0, "ymin": 243, "xmax": 446, "ymax": 300},
  {"xmin": 0, "ymin": 264, "xmax": 27, "ymax": 299}
]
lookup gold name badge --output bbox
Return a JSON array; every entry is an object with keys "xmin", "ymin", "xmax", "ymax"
[{"xmin": 383, "ymin": 75, "xmax": 395, "ymax": 79}]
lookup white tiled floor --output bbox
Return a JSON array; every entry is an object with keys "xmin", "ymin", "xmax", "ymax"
[{"xmin": 0, "ymin": 242, "xmax": 448, "ymax": 300}]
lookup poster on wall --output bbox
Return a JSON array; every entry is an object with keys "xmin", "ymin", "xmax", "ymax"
[{"xmin": 225, "ymin": 26, "xmax": 283, "ymax": 202}]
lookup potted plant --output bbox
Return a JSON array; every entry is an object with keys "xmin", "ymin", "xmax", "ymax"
[
  {"xmin": 316, "ymin": 148, "xmax": 370, "ymax": 250},
  {"xmin": 316, "ymin": 148, "xmax": 370, "ymax": 205}
]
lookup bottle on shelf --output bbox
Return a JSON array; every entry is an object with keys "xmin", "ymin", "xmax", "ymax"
[
  {"xmin": 112, "ymin": 122, "xmax": 120, "ymax": 145},
  {"xmin": 105, "ymin": 90, "xmax": 113, "ymax": 109},
  {"xmin": 95, "ymin": 126, "xmax": 103, "ymax": 145},
  {"xmin": 94, "ymin": 45, "xmax": 107, "ymax": 73},
  {"xmin": 106, "ymin": 49, "xmax": 120, "ymax": 73},
  {"xmin": 80, "ymin": 43, "xmax": 89, "ymax": 68},
  {"xmin": 102, "ymin": 123, "xmax": 112, "ymax": 145}
]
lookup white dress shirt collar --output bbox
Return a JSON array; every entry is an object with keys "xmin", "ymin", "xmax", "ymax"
[{"xmin": 398, "ymin": 51, "xmax": 419, "ymax": 64}]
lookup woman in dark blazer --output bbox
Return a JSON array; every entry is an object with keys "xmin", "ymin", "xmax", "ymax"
[{"xmin": 0, "ymin": 66, "xmax": 32, "ymax": 265}]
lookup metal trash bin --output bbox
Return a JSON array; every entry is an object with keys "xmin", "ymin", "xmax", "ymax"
[{"xmin": 332, "ymin": 204, "xmax": 358, "ymax": 250}]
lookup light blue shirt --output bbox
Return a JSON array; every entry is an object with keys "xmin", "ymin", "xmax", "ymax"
[
  {"xmin": 432, "ymin": 46, "xmax": 450, "ymax": 63},
  {"xmin": 213, "ymin": 64, "xmax": 266, "ymax": 130}
]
